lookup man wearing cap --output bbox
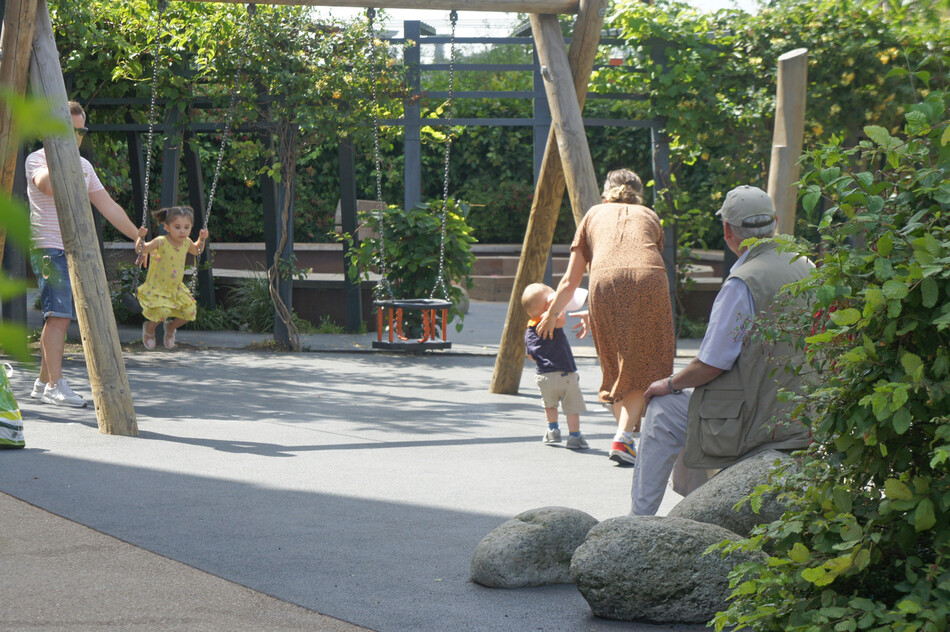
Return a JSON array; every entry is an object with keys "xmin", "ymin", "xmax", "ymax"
[{"xmin": 630, "ymin": 185, "xmax": 813, "ymax": 515}]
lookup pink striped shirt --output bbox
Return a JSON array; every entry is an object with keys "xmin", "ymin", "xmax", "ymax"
[{"xmin": 26, "ymin": 148, "xmax": 105, "ymax": 250}]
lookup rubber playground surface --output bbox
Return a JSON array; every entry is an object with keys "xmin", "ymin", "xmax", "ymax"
[{"xmin": 1, "ymin": 301, "xmax": 704, "ymax": 632}]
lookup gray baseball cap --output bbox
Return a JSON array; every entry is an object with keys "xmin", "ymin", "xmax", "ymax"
[{"xmin": 716, "ymin": 185, "xmax": 775, "ymax": 226}]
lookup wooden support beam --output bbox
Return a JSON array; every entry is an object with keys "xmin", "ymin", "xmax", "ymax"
[
  {"xmin": 179, "ymin": 0, "xmax": 579, "ymax": 12},
  {"xmin": 490, "ymin": 0, "xmax": 604, "ymax": 394},
  {"xmin": 29, "ymin": 0, "xmax": 138, "ymax": 435},
  {"xmin": 0, "ymin": 0, "xmax": 39, "ymax": 264},
  {"xmin": 767, "ymin": 48, "xmax": 808, "ymax": 236},
  {"xmin": 529, "ymin": 13, "xmax": 599, "ymax": 224}
]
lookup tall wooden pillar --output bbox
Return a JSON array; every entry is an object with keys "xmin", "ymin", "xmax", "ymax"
[
  {"xmin": 490, "ymin": 0, "xmax": 606, "ymax": 394},
  {"xmin": 29, "ymin": 0, "xmax": 137, "ymax": 435},
  {"xmin": 0, "ymin": 0, "xmax": 38, "ymax": 264},
  {"xmin": 767, "ymin": 48, "xmax": 808, "ymax": 236}
]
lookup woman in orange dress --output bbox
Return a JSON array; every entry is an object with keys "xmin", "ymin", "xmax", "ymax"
[{"xmin": 536, "ymin": 169, "xmax": 674, "ymax": 465}]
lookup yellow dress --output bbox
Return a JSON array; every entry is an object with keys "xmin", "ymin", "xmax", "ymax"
[{"xmin": 136, "ymin": 236, "xmax": 197, "ymax": 322}]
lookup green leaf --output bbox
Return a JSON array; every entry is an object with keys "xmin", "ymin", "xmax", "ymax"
[
  {"xmin": 921, "ymin": 276, "xmax": 939, "ymax": 308},
  {"xmin": 900, "ymin": 352, "xmax": 923, "ymax": 378},
  {"xmin": 833, "ymin": 487, "xmax": 853, "ymax": 513},
  {"xmin": 830, "ymin": 308, "xmax": 861, "ymax": 326},
  {"xmin": 789, "ymin": 542, "xmax": 811, "ymax": 564},
  {"xmin": 0, "ymin": 196, "xmax": 31, "ymax": 250},
  {"xmin": 866, "ymin": 196, "xmax": 884, "ymax": 214},
  {"xmin": 733, "ymin": 580, "xmax": 757, "ymax": 596},
  {"xmin": 897, "ymin": 599, "xmax": 922, "ymax": 614},
  {"xmin": 0, "ymin": 323, "xmax": 30, "ymax": 363},
  {"xmin": 802, "ymin": 186, "xmax": 822, "ymax": 214},
  {"xmin": 876, "ymin": 233, "xmax": 893, "ymax": 257},
  {"xmin": 864, "ymin": 125, "xmax": 894, "ymax": 148},
  {"xmin": 892, "ymin": 408, "xmax": 911, "ymax": 435},
  {"xmin": 884, "ymin": 478, "xmax": 913, "ymax": 501},
  {"xmin": 914, "ymin": 498, "xmax": 936, "ymax": 531},
  {"xmin": 863, "ymin": 288, "xmax": 885, "ymax": 316},
  {"xmin": 801, "ymin": 566, "xmax": 828, "ymax": 585},
  {"xmin": 882, "ymin": 280, "xmax": 908, "ymax": 299}
]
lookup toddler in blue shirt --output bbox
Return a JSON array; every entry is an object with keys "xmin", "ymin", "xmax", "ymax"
[{"xmin": 522, "ymin": 283, "xmax": 588, "ymax": 449}]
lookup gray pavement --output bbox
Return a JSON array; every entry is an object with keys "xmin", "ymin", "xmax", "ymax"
[{"xmin": 1, "ymin": 299, "xmax": 703, "ymax": 632}]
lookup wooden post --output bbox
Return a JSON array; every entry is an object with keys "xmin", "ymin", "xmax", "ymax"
[
  {"xmin": 0, "ymin": 0, "xmax": 39, "ymax": 264},
  {"xmin": 28, "ymin": 0, "xmax": 137, "ymax": 435},
  {"xmin": 767, "ymin": 48, "xmax": 807, "ymax": 236},
  {"xmin": 529, "ymin": 13, "xmax": 600, "ymax": 224},
  {"xmin": 490, "ymin": 0, "xmax": 605, "ymax": 394}
]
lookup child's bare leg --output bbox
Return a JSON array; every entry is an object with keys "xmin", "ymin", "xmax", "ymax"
[
  {"xmin": 545, "ymin": 407, "xmax": 559, "ymax": 425},
  {"xmin": 144, "ymin": 320, "xmax": 159, "ymax": 336},
  {"xmin": 165, "ymin": 317, "xmax": 188, "ymax": 333},
  {"xmin": 565, "ymin": 413, "xmax": 580, "ymax": 434}
]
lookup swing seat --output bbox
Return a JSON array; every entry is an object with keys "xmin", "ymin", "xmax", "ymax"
[{"xmin": 373, "ymin": 298, "xmax": 453, "ymax": 351}]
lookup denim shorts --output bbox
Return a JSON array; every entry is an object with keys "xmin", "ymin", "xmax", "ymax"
[{"xmin": 30, "ymin": 248, "xmax": 74, "ymax": 320}]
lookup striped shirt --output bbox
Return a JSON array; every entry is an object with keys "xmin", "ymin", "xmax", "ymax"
[{"xmin": 26, "ymin": 148, "xmax": 105, "ymax": 250}]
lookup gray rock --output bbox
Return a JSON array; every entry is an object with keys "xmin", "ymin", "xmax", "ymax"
[
  {"xmin": 471, "ymin": 506, "xmax": 598, "ymax": 588},
  {"xmin": 668, "ymin": 449, "xmax": 797, "ymax": 536},
  {"xmin": 571, "ymin": 515, "xmax": 758, "ymax": 623}
]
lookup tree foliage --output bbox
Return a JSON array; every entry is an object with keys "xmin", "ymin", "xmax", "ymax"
[
  {"xmin": 709, "ymin": 56, "xmax": 950, "ymax": 631},
  {"xmin": 598, "ymin": 0, "xmax": 949, "ymax": 250}
]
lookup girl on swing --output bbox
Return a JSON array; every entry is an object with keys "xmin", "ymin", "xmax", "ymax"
[{"xmin": 134, "ymin": 205, "xmax": 209, "ymax": 349}]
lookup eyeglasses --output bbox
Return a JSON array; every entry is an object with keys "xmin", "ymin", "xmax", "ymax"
[{"xmin": 74, "ymin": 127, "xmax": 89, "ymax": 136}]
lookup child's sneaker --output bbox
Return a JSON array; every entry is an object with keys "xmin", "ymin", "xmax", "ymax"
[
  {"xmin": 543, "ymin": 428, "xmax": 562, "ymax": 444},
  {"xmin": 30, "ymin": 378, "xmax": 45, "ymax": 399},
  {"xmin": 609, "ymin": 438, "xmax": 637, "ymax": 464},
  {"xmin": 565, "ymin": 433, "xmax": 589, "ymax": 450}
]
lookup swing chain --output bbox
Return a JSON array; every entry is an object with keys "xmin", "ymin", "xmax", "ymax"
[
  {"xmin": 140, "ymin": 0, "xmax": 169, "ymax": 253},
  {"xmin": 430, "ymin": 10, "xmax": 457, "ymax": 301},
  {"xmin": 188, "ymin": 3, "xmax": 256, "ymax": 296},
  {"xmin": 367, "ymin": 8, "xmax": 393, "ymax": 301}
]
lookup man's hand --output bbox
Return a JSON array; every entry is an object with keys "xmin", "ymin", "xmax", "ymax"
[{"xmin": 643, "ymin": 378, "xmax": 670, "ymax": 406}]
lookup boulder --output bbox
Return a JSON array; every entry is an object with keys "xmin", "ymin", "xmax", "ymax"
[
  {"xmin": 571, "ymin": 515, "xmax": 758, "ymax": 623},
  {"xmin": 668, "ymin": 449, "xmax": 797, "ymax": 536},
  {"xmin": 471, "ymin": 506, "xmax": 598, "ymax": 588}
]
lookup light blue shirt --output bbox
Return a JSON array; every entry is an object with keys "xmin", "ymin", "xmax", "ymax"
[{"xmin": 696, "ymin": 250, "xmax": 755, "ymax": 371}]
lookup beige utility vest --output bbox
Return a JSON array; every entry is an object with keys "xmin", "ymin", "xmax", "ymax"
[{"xmin": 684, "ymin": 241, "xmax": 813, "ymax": 469}]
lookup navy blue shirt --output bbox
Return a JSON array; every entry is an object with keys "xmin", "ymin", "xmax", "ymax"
[{"xmin": 525, "ymin": 325, "xmax": 578, "ymax": 374}]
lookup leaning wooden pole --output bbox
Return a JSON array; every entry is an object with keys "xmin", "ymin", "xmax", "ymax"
[
  {"xmin": 0, "ymin": 0, "xmax": 39, "ymax": 263},
  {"xmin": 490, "ymin": 0, "xmax": 605, "ymax": 394},
  {"xmin": 767, "ymin": 48, "xmax": 808, "ymax": 236},
  {"xmin": 29, "ymin": 0, "xmax": 137, "ymax": 435},
  {"xmin": 529, "ymin": 13, "xmax": 600, "ymax": 223}
]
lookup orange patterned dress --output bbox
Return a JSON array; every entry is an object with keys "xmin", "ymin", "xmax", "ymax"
[{"xmin": 571, "ymin": 203, "xmax": 675, "ymax": 403}]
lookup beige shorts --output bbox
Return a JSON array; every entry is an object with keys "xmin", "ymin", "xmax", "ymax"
[{"xmin": 535, "ymin": 372, "xmax": 587, "ymax": 416}]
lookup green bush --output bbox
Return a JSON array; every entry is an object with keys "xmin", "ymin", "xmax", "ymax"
[
  {"xmin": 346, "ymin": 198, "xmax": 476, "ymax": 330},
  {"xmin": 223, "ymin": 272, "xmax": 314, "ymax": 334},
  {"xmin": 711, "ymin": 81, "xmax": 950, "ymax": 631}
]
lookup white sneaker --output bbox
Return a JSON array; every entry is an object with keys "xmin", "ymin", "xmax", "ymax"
[
  {"xmin": 30, "ymin": 378, "xmax": 45, "ymax": 399},
  {"xmin": 42, "ymin": 378, "xmax": 88, "ymax": 408}
]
